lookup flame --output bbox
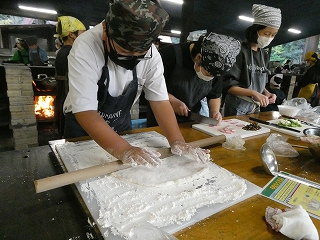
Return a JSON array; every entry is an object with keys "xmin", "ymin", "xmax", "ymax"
[{"xmin": 34, "ymin": 96, "xmax": 55, "ymax": 118}]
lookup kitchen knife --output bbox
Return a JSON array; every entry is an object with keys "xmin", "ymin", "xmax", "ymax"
[
  {"xmin": 281, "ymin": 115, "xmax": 320, "ymax": 128},
  {"xmin": 249, "ymin": 117, "xmax": 301, "ymax": 133},
  {"xmin": 189, "ymin": 112, "xmax": 219, "ymax": 126}
]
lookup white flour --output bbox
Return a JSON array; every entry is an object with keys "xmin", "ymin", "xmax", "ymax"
[{"xmin": 55, "ymin": 131, "xmax": 247, "ymax": 239}]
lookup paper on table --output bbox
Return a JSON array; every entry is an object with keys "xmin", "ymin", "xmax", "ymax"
[{"xmin": 261, "ymin": 171, "xmax": 320, "ymax": 220}]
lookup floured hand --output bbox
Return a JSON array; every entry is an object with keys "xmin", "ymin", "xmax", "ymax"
[
  {"xmin": 171, "ymin": 141, "xmax": 211, "ymax": 163},
  {"xmin": 121, "ymin": 147, "xmax": 162, "ymax": 167}
]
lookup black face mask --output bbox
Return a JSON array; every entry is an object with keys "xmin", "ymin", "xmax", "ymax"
[{"xmin": 107, "ymin": 38, "xmax": 140, "ymax": 70}]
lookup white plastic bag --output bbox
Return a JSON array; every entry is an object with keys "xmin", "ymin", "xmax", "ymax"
[
  {"xmin": 222, "ymin": 135, "xmax": 246, "ymax": 151},
  {"xmin": 283, "ymin": 98, "xmax": 320, "ymax": 124},
  {"xmin": 266, "ymin": 133, "xmax": 299, "ymax": 157}
]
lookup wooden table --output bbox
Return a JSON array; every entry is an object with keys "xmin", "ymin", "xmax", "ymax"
[
  {"xmin": 128, "ymin": 111, "xmax": 320, "ymax": 240},
  {"xmin": 0, "ymin": 111, "xmax": 319, "ymax": 239}
]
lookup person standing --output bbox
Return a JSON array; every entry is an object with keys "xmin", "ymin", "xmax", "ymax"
[
  {"xmin": 55, "ymin": 16, "xmax": 86, "ymax": 81},
  {"xmin": 25, "ymin": 35, "xmax": 49, "ymax": 66},
  {"xmin": 54, "ymin": 16, "xmax": 86, "ymax": 138},
  {"xmin": 147, "ymin": 32, "xmax": 240, "ymax": 127},
  {"xmin": 10, "ymin": 38, "xmax": 29, "ymax": 65},
  {"xmin": 63, "ymin": 0, "xmax": 210, "ymax": 166},
  {"xmin": 222, "ymin": 4, "xmax": 281, "ymax": 116},
  {"xmin": 297, "ymin": 51, "xmax": 320, "ymax": 107},
  {"xmin": 282, "ymin": 59, "xmax": 291, "ymax": 73},
  {"xmin": 54, "ymin": 38, "xmax": 63, "ymax": 56}
]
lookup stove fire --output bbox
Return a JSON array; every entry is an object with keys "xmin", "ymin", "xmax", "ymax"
[{"xmin": 34, "ymin": 96, "xmax": 55, "ymax": 120}]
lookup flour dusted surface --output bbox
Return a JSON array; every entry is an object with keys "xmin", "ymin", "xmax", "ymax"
[{"xmin": 55, "ymin": 131, "xmax": 247, "ymax": 239}]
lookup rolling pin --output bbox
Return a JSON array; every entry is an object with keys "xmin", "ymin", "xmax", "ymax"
[{"xmin": 34, "ymin": 135, "xmax": 226, "ymax": 193}]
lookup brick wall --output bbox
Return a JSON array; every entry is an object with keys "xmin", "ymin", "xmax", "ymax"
[{"xmin": 4, "ymin": 65, "xmax": 38, "ymax": 150}]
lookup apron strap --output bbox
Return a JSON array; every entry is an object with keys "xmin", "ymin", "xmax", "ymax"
[{"xmin": 97, "ymin": 41, "xmax": 110, "ymax": 104}]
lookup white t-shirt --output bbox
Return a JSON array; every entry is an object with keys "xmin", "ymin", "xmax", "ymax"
[{"xmin": 63, "ymin": 22, "xmax": 169, "ymax": 114}]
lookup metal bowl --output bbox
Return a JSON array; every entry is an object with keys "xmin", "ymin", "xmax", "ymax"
[
  {"xmin": 303, "ymin": 128, "xmax": 320, "ymax": 160},
  {"xmin": 303, "ymin": 128, "xmax": 320, "ymax": 137}
]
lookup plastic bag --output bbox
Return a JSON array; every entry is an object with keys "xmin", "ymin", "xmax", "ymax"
[
  {"xmin": 222, "ymin": 135, "xmax": 246, "ymax": 150},
  {"xmin": 283, "ymin": 98, "xmax": 320, "ymax": 124},
  {"xmin": 282, "ymin": 98, "xmax": 311, "ymax": 110},
  {"xmin": 131, "ymin": 222, "xmax": 178, "ymax": 240},
  {"xmin": 266, "ymin": 133, "xmax": 299, "ymax": 157}
]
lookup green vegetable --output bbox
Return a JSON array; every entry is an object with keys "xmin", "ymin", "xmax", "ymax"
[{"xmin": 278, "ymin": 118, "xmax": 302, "ymax": 128}]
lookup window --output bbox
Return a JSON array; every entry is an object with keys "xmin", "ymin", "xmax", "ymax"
[{"xmin": 270, "ymin": 39, "xmax": 306, "ymax": 64}]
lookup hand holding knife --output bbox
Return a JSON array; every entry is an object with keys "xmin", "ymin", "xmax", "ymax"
[{"xmin": 189, "ymin": 111, "xmax": 219, "ymax": 126}]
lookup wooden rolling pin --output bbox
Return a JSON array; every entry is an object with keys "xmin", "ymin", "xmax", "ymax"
[{"xmin": 34, "ymin": 135, "xmax": 226, "ymax": 193}]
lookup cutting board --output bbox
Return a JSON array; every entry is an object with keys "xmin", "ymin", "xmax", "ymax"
[
  {"xmin": 257, "ymin": 119, "xmax": 311, "ymax": 138},
  {"xmin": 192, "ymin": 118, "xmax": 270, "ymax": 139}
]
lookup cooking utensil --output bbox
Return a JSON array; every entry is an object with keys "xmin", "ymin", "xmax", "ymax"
[
  {"xmin": 189, "ymin": 112, "xmax": 218, "ymax": 125},
  {"xmin": 303, "ymin": 128, "xmax": 320, "ymax": 136},
  {"xmin": 290, "ymin": 144, "xmax": 308, "ymax": 149},
  {"xmin": 34, "ymin": 135, "xmax": 226, "ymax": 193},
  {"xmin": 260, "ymin": 143, "xmax": 278, "ymax": 175},
  {"xmin": 32, "ymin": 74, "xmax": 57, "ymax": 92},
  {"xmin": 302, "ymin": 128, "xmax": 320, "ymax": 160},
  {"xmin": 282, "ymin": 115, "xmax": 320, "ymax": 128},
  {"xmin": 249, "ymin": 117, "xmax": 301, "ymax": 133},
  {"xmin": 260, "ymin": 144, "xmax": 320, "ymax": 189}
]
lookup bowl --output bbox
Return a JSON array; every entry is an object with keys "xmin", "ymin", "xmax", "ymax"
[
  {"xmin": 303, "ymin": 128, "xmax": 320, "ymax": 160},
  {"xmin": 303, "ymin": 128, "xmax": 320, "ymax": 136},
  {"xmin": 277, "ymin": 105, "xmax": 300, "ymax": 117}
]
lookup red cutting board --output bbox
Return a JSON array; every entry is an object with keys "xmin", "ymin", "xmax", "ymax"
[{"xmin": 192, "ymin": 119, "xmax": 270, "ymax": 139}]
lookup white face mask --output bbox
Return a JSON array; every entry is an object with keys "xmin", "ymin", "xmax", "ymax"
[
  {"xmin": 194, "ymin": 64, "xmax": 213, "ymax": 81},
  {"xmin": 257, "ymin": 34, "xmax": 274, "ymax": 48}
]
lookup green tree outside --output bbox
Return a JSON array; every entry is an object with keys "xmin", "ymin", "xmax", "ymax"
[{"xmin": 270, "ymin": 39, "xmax": 306, "ymax": 65}]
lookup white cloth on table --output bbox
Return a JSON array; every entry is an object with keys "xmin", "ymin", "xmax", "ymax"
[{"xmin": 265, "ymin": 205, "xmax": 319, "ymax": 240}]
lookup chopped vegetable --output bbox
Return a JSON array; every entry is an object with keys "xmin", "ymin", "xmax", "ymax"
[
  {"xmin": 242, "ymin": 123, "xmax": 261, "ymax": 131},
  {"xmin": 278, "ymin": 118, "xmax": 302, "ymax": 128}
]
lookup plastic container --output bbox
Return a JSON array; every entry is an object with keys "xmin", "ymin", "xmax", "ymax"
[{"xmin": 277, "ymin": 105, "xmax": 300, "ymax": 117}]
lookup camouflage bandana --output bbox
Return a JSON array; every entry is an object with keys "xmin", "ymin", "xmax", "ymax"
[
  {"xmin": 201, "ymin": 32, "xmax": 241, "ymax": 76},
  {"xmin": 106, "ymin": 0, "xmax": 169, "ymax": 52}
]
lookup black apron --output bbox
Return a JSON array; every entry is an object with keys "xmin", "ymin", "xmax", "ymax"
[
  {"xmin": 167, "ymin": 45, "xmax": 213, "ymax": 123},
  {"xmin": 30, "ymin": 47, "xmax": 45, "ymax": 66},
  {"xmin": 64, "ymin": 43, "xmax": 138, "ymax": 138},
  {"xmin": 97, "ymin": 52, "xmax": 138, "ymax": 132}
]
